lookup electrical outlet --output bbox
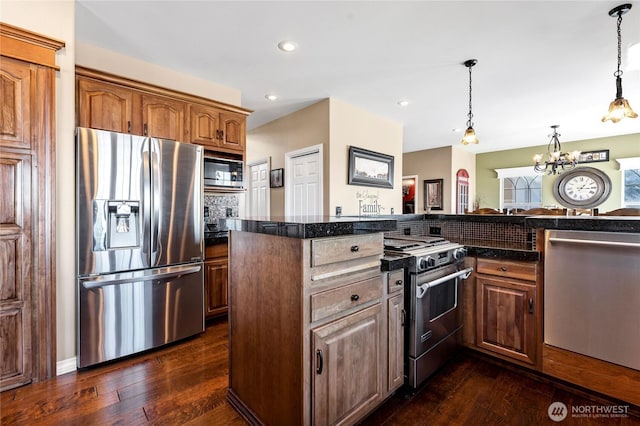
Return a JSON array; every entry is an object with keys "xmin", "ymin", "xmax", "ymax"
[
  {"xmin": 404, "ymin": 228, "xmax": 411, "ymax": 235},
  {"xmin": 336, "ymin": 206, "xmax": 342, "ymax": 216},
  {"xmin": 430, "ymin": 226, "xmax": 441, "ymax": 235},
  {"xmin": 226, "ymin": 207, "xmax": 233, "ymax": 217}
]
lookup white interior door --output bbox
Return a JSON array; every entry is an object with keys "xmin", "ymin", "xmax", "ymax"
[
  {"xmin": 247, "ymin": 158, "xmax": 270, "ymax": 218},
  {"xmin": 285, "ymin": 145, "xmax": 323, "ymax": 217}
]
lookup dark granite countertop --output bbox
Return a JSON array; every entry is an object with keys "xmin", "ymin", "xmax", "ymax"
[
  {"xmin": 380, "ymin": 253, "xmax": 412, "ymax": 272},
  {"xmin": 465, "ymin": 245, "xmax": 541, "ymax": 262},
  {"xmin": 204, "ymin": 231, "xmax": 228, "ymax": 246},
  {"xmin": 524, "ymin": 216, "xmax": 640, "ymax": 233},
  {"xmin": 226, "ymin": 216, "xmax": 397, "ymax": 239}
]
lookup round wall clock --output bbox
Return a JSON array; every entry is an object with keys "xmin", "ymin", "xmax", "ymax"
[{"xmin": 553, "ymin": 167, "xmax": 612, "ymax": 209}]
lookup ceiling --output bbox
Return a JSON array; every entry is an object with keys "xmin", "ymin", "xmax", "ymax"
[{"xmin": 75, "ymin": 1, "xmax": 640, "ymax": 154}]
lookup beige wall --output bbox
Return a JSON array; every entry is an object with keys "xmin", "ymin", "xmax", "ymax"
[
  {"xmin": 403, "ymin": 147, "xmax": 452, "ymax": 213},
  {"xmin": 476, "ymin": 133, "xmax": 640, "ymax": 212},
  {"xmin": 246, "ymin": 100, "xmax": 330, "ymax": 216},
  {"xmin": 3, "ymin": 0, "xmax": 77, "ymax": 364},
  {"xmin": 75, "ymin": 42, "xmax": 241, "ymax": 105},
  {"xmin": 328, "ymin": 99, "xmax": 403, "ymax": 216}
]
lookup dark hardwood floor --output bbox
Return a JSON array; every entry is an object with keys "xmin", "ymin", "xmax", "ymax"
[{"xmin": 1, "ymin": 319, "xmax": 639, "ymax": 425}]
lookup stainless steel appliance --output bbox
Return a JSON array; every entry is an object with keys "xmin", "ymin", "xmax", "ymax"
[
  {"xmin": 203, "ymin": 155, "xmax": 244, "ymax": 190},
  {"xmin": 76, "ymin": 127, "xmax": 204, "ymax": 368},
  {"xmin": 545, "ymin": 230, "xmax": 640, "ymax": 371},
  {"xmin": 384, "ymin": 236, "xmax": 471, "ymax": 388}
]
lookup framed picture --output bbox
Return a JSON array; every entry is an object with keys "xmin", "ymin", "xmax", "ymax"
[
  {"xmin": 578, "ymin": 149, "xmax": 609, "ymax": 164},
  {"xmin": 348, "ymin": 146, "xmax": 394, "ymax": 188},
  {"xmin": 270, "ymin": 168, "xmax": 284, "ymax": 188},
  {"xmin": 424, "ymin": 178, "xmax": 443, "ymax": 210}
]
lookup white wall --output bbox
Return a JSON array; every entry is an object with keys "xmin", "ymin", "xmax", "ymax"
[
  {"xmin": 328, "ymin": 98, "xmax": 403, "ymax": 216},
  {"xmin": 3, "ymin": 0, "xmax": 77, "ymax": 365},
  {"xmin": 76, "ymin": 42, "xmax": 241, "ymax": 106}
]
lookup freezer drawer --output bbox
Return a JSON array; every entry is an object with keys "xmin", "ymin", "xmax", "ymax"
[{"xmin": 77, "ymin": 263, "xmax": 204, "ymax": 368}]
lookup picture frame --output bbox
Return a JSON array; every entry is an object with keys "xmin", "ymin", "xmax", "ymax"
[
  {"xmin": 424, "ymin": 178, "xmax": 443, "ymax": 210},
  {"xmin": 348, "ymin": 146, "xmax": 394, "ymax": 188},
  {"xmin": 578, "ymin": 149, "xmax": 609, "ymax": 164},
  {"xmin": 270, "ymin": 168, "xmax": 284, "ymax": 188}
]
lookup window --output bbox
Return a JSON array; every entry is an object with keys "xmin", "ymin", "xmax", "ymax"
[
  {"xmin": 456, "ymin": 169, "xmax": 469, "ymax": 214},
  {"xmin": 495, "ymin": 166, "xmax": 543, "ymax": 211},
  {"xmin": 617, "ymin": 157, "xmax": 640, "ymax": 207}
]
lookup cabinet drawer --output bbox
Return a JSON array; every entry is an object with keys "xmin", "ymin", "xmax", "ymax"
[
  {"xmin": 205, "ymin": 243, "xmax": 228, "ymax": 259},
  {"xmin": 311, "ymin": 276, "xmax": 382, "ymax": 322},
  {"xmin": 387, "ymin": 269, "xmax": 405, "ymax": 294},
  {"xmin": 311, "ymin": 233, "xmax": 382, "ymax": 267},
  {"xmin": 477, "ymin": 258, "xmax": 537, "ymax": 282}
]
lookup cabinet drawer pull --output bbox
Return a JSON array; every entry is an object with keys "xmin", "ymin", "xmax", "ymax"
[
  {"xmin": 127, "ymin": 120, "xmax": 131, "ymax": 133},
  {"xmin": 529, "ymin": 298, "xmax": 534, "ymax": 314},
  {"xmin": 143, "ymin": 123, "xmax": 148, "ymax": 136},
  {"xmin": 500, "ymin": 266, "xmax": 508, "ymax": 272},
  {"xmin": 401, "ymin": 309, "xmax": 406, "ymax": 327},
  {"xmin": 350, "ymin": 294, "xmax": 360, "ymax": 301},
  {"xmin": 395, "ymin": 279, "xmax": 403, "ymax": 286},
  {"xmin": 219, "ymin": 130, "xmax": 224, "ymax": 140},
  {"xmin": 316, "ymin": 349, "xmax": 323, "ymax": 374},
  {"xmin": 350, "ymin": 245, "xmax": 360, "ymax": 252}
]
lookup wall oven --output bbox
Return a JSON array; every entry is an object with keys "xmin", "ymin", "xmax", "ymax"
[
  {"xmin": 204, "ymin": 156, "xmax": 244, "ymax": 190},
  {"xmin": 384, "ymin": 236, "xmax": 471, "ymax": 388}
]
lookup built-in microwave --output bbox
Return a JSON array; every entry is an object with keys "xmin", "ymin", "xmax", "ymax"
[{"xmin": 203, "ymin": 156, "xmax": 244, "ymax": 189}]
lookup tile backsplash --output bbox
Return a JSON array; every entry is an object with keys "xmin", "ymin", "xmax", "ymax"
[{"xmin": 204, "ymin": 193, "xmax": 240, "ymax": 225}]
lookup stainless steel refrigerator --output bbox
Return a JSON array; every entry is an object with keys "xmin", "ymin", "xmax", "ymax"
[{"xmin": 76, "ymin": 127, "xmax": 204, "ymax": 368}]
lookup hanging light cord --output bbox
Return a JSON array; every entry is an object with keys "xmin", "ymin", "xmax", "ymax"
[
  {"xmin": 467, "ymin": 65, "xmax": 473, "ymax": 127},
  {"xmin": 615, "ymin": 12, "xmax": 623, "ymax": 78}
]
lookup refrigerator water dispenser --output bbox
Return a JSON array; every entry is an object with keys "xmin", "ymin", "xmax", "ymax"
[{"xmin": 107, "ymin": 201, "xmax": 140, "ymax": 248}]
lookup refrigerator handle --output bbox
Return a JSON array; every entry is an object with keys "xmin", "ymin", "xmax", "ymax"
[
  {"xmin": 81, "ymin": 264, "xmax": 202, "ymax": 289},
  {"xmin": 142, "ymin": 147, "xmax": 151, "ymax": 261},
  {"xmin": 151, "ymin": 139, "xmax": 161, "ymax": 265}
]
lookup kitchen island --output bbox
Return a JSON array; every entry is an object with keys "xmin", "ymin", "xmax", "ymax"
[{"xmin": 226, "ymin": 216, "xmax": 401, "ymax": 425}]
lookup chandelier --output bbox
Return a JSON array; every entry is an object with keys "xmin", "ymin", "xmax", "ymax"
[
  {"xmin": 533, "ymin": 125, "xmax": 581, "ymax": 175},
  {"xmin": 461, "ymin": 59, "xmax": 479, "ymax": 145},
  {"xmin": 602, "ymin": 3, "xmax": 637, "ymax": 123}
]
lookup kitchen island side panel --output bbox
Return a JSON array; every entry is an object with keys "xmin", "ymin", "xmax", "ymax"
[{"xmin": 228, "ymin": 231, "xmax": 304, "ymax": 425}]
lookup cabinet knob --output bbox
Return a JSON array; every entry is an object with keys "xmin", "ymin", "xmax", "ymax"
[
  {"xmin": 500, "ymin": 266, "xmax": 508, "ymax": 272},
  {"xmin": 395, "ymin": 279, "xmax": 403, "ymax": 286},
  {"xmin": 350, "ymin": 245, "xmax": 360, "ymax": 252},
  {"xmin": 350, "ymin": 294, "xmax": 360, "ymax": 301}
]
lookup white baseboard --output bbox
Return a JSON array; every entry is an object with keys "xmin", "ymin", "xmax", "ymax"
[{"xmin": 56, "ymin": 357, "xmax": 77, "ymax": 375}]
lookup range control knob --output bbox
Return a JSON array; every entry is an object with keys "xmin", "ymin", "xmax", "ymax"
[
  {"xmin": 453, "ymin": 248, "xmax": 466, "ymax": 260},
  {"xmin": 419, "ymin": 256, "xmax": 436, "ymax": 270}
]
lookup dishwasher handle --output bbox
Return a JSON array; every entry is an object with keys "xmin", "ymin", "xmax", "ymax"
[
  {"xmin": 549, "ymin": 237, "xmax": 640, "ymax": 250},
  {"xmin": 416, "ymin": 267, "xmax": 473, "ymax": 299}
]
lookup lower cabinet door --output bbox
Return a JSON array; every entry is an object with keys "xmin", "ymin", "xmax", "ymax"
[
  {"xmin": 476, "ymin": 275, "xmax": 536, "ymax": 365},
  {"xmin": 204, "ymin": 258, "xmax": 228, "ymax": 318},
  {"xmin": 387, "ymin": 293, "xmax": 404, "ymax": 393},
  {"xmin": 312, "ymin": 303, "xmax": 382, "ymax": 426}
]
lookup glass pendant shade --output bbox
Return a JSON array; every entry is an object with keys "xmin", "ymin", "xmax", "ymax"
[
  {"xmin": 461, "ymin": 126, "xmax": 479, "ymax": 145},
  {"xmin": 602, "ymin": 4, "xmax": 637, "ymax": 123}
]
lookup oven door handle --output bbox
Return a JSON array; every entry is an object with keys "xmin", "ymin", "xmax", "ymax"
[{"xmin": 415, "ymin": 267, "xmax": 473, "ymax": 299}]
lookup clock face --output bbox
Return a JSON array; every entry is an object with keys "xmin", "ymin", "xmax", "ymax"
[
  {"xmin": 553, "ymin": 167, "xmax": 612, "ymax": 209},
  {"xmin": 564, "ymin": 175, "xmax": 598, "ymax": 201}
]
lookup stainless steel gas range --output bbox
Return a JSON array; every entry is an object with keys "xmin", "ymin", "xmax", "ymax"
[{"xmin": 384, "ymin": 236, "xmax": 472, "ymax": 388}]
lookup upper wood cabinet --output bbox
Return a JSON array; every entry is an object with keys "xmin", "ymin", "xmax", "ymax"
[
  {"xmin": 76, "ymin": 67, "xmax": 251, "ymax": 155},
  {"xmin": 77, "ymin": 78, "xmax": 134, "ymax": 133},
  {"xmin": 141, "ymin": 93, "xmax": 185, "ymax": 140}
]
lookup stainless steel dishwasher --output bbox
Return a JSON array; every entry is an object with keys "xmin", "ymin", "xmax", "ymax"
[{"xmin": 544, "ymin": 229, "xmax": 640, "ymax": 371}]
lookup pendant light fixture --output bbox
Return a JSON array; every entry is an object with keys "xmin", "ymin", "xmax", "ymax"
[
  {"xmin": 602, "ymin": 3, "xmax": 637, "ymax": 123},
  {"xmin": 533, "ymin": 125, "xmax": 581, "ymax": 175},
  {"xmin": 461, "ymin": 59, "xmax": 479, "ymax": 145}
]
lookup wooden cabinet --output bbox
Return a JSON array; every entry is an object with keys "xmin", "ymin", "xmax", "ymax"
[
  {"xmin": 76, "ymin": 67, "xmax": 250, "ymax": 154},
  {"xmin": 188, "ymin": 105, "xmax": 245, "ymax": 153},
  {"xmin": 141, "ymin": 93, "xmax": 185, "ymax": 140},
  {"xmin": 204, "ymin": 243, "xmax": 228, "ymax": 318},
  {"xmin": 77, "ymin": 78, "xmax": 134, "ymax": 133},
  {"xmin": 228, "ymin": 231, "xmax": 389, "ymax": 426},
  {"xmin": 0, "ymin": 23, "xmax": 63, "ymax": 390},
  {"xmin": 387, "ymin": 290, "xmax": 404, "ymax": 393},
  {"xmin": 475, "ymin": 258, "xmax": 538, "ymax": 366},
  {"xmin": 312, "ymin": 304, "xmax": 382, "ymax": 426}
]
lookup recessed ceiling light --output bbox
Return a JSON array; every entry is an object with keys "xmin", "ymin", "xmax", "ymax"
[
  {"xmin": 277, "ymin": 41, "xmax": 297, "ymax": 52},
  {"xmin": 397, "ymin": 100, "xmax": 410, "ymax": 107},
  {"xmin": 265, "ymin": 94, "xmax": 278, "ymax": 101}
]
